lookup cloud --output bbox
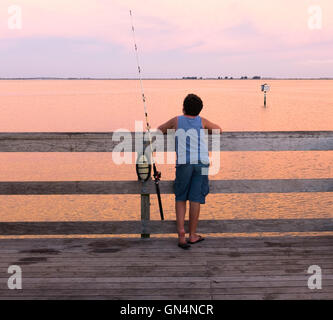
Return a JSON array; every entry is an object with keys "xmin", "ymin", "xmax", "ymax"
[
  {"xmin": 1, "ymin": 1, "xmax": 332, "ymax": 49},
  {"xmin": 0, "ymin": 0, "xmax": 332, "ymax": 77}
]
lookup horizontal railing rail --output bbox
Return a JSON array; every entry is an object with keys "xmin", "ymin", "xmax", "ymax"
[
  {"xmin": 0, "ymin": 131, "xmax": 332, "ymax": 237},
  {"xmin": 0, "ymin": 179, "xmax": 332, "ymax": 195},
  {"xmin": 1, "ymin": 219, "xmax": 333, "ymax": 236},
  {"xmin": 0, "ymin": 131, "xmax": 333, "ymax": 152}
]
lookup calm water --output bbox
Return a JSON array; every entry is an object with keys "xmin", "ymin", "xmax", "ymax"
[{"xmin": 0, "ymin": 80, "xmax": 332, "ymax": 227}]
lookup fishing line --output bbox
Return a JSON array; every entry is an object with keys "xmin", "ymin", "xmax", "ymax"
[{"xmin": 129, "ymin": 10, "xmax": 164, "ymax": 220}]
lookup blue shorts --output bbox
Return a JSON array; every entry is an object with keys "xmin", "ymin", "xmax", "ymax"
[{"xmin": 174, "ymin": 163, "xmax": 210, "ymax": 204}]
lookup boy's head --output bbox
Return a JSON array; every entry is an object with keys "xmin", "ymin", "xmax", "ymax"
[{"xmin": 183, "ymin": 94, "xmax": 203, "ymax": 116}]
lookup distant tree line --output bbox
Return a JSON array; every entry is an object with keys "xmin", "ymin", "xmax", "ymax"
[{"xmin": 183, "ymin": 76, "xmax": 262, "ymax": 80}]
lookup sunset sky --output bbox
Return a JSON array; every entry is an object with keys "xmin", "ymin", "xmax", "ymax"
[{"xmin": 0, "ymin": 0, "xmax": 332, "ymax": 78}]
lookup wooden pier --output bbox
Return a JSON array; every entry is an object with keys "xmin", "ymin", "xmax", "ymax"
[
  {"xmin": 0, "ymin": 131, "xmax": 332, "ymax": 299},
  {"xmin": 1, "ymin": 236, "xmax": 333, "ymax": 300}
]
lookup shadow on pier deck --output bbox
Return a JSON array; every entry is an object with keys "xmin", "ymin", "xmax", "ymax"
[{"xmin": 1, "ymin": 236, "xmax": 333, "ymax": 300}]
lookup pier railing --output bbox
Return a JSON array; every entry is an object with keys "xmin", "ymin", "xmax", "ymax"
[{"xmin": 0, "ymin": 131, "xmax": 332, "ymax": 237}]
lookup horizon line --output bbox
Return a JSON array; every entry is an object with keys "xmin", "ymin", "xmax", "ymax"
[{"xmin": 0, "ymin": 77, "xmax": 332, "ymax": 80}]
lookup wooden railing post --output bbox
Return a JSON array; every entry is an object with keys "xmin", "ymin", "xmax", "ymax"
[{"xmin": 141, "ymin": 179, "xmax": 151, "ymax": 238}]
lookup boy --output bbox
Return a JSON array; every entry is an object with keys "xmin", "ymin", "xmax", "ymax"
[{"xmin": 158, "ymin": 94, "xmax": 222, "ymax": 249}]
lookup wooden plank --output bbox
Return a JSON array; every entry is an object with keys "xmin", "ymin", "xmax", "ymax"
[
  {"xmin": 0, "ymin": 288, "xmax": 213, "ymax": 296},
  {"xmin": 0, "ymin": 181, "xmax": 143, "ymax": 195},
  {"xmin": 0, "ymin": 286, "xmax": 332, "ymax": 298},
  {"xmin": 1, "ymin": 257, "xmax": 330, "ymax": 267},
  {"xmin": 211, "ymin": 275, "xmax": 333, "ymax": 282},
  {"xmin": 0, "ymin": 270, "xmax": 209, "ymax": 278},
  {"xmin": 2, "ymin": 238, "xmax": 333, "ymax": 254},
  {"xmin": 1, "ymin": 250, "xmax": 333, "ymax": 264},
  {"xmin": 2, "ymin": 253, "xmax": 333, "ymax": 263},
  {"xmin": 0, "ymin": 131, "xmax": 332, "ymax": 152},
  {"xmin": 0, "ymin": 219, "xmax": 332, "ymax": 235},
  {"xmin": 141, "ymin": 193, "xmax": 150, "ymax": 238},
  {"xmin": 0, "ymin": 292, "xmax": 309, "ymax": 300},
  {"xmin": 0, "ymin": 260, "xmax": 207, "ymax": 267},
  {"xmin": 1, "ymin": 250, "xmax": 333, "ymax": 262},
  {"xmin": 0, "ymin": 276, "xmax": 210, "ymax": 283},
  {"xmin": 0, "ymin": 293, "xmax": 213, "ymax": 300},
  {"xmin": 1, "ymin": 237, "xmax": 333, "ymax": 257},
  {"xmin": 0, "ymin": 281, "xmax": 211, "ymax": 290},
  {"xmin": 211, "ymin": 280, "xmax": 333, "ymax": 289},
  {"xmin": 206, "ymin": 264, "xmax": 333, "ymax": 274},
  {"xmin": 1, "ymin": 277, "xmax": 332, "ymax": 289},
  {"xmin": 1, "ymin": 260, "xmax": 333, "ymax": 271},
  {"xmin": 1, "ymin": 238, "xmax": 332, "ymax": 260},
  {"xmin": 0, "ymin": 178, "xmax": 332, "ymax": 195},
  {"xmin": 1, "ymin": 235, "xmax": 332, "ymax": 250},
  {"xmin": 212, "ymin": 293, "xmax": 333, "ymax": 300},
  {"xmin": 1, "ymin": 275, "xmax": 330, "ymax": 283},
  {"xmin": 1, "ymin": 251, "xmax": 332, "ymax": 264},
  {"xmin": 2, "ymin": 243, "xmax": 333, "ymax": 260},
  {"xmin": 2, "ymin": 244, "xmax": 333, "ymax": 256},
  {"xmin": 1, "ymin": 287, "xmax": 332, "ymax": 297},
  {"xmin": 210, "ymin": 287, "xmax": 333, "ymax": 295}
]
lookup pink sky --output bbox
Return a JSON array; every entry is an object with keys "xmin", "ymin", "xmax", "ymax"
[{"xmin": 0, "ymin": 0, "xmax": 332, "ymax": 78}]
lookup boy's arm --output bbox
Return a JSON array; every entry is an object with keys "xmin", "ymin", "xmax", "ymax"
[
  {"xmin": 201, "ymin": 117, "xmax": 222, "ymax": 133},
  {"xmin": 157, "ymin": 117, "xmax": 177, "ymax": 134}
]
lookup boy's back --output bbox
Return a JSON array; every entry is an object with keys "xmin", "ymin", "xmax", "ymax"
[
  {"xmin": 175, "ymin": 114, "xmax": 209, "ymax": 165},
  {"xmin": 157, "ymin": 93, "xmax": 221, "ymax": 249}
]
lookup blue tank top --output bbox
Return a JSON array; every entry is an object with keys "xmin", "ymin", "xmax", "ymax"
[{"xmin": 175, "ymin": 115, "xmax": 209, "ymax": 165}]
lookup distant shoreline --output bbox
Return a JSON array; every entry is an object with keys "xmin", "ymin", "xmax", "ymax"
[{"xmin": 0, "ymin": 77, "xmax": 332, "ymax": 80}]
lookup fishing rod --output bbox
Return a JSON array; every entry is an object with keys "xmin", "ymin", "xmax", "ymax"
[{"xmin": 129, "ymin": 10, "xmax": 164, "ymax": 221}]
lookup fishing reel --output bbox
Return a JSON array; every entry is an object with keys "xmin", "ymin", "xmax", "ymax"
[
  {"xmin": 153, "ymin": 165, "xmax": 161, "ymax": 182},
  {"xmin": 136, "ymin": 152, "xmax": 152, "ymax": 182}
]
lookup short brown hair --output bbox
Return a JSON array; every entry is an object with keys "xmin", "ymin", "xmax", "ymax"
[{"xmin": 183, "ymin": 94, "xmax": 203, "ymax": 116}]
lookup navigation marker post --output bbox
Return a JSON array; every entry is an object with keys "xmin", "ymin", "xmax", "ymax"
[{"xmin": 261, "ymin": 83, "xmax": 270, "ymax": 107}]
